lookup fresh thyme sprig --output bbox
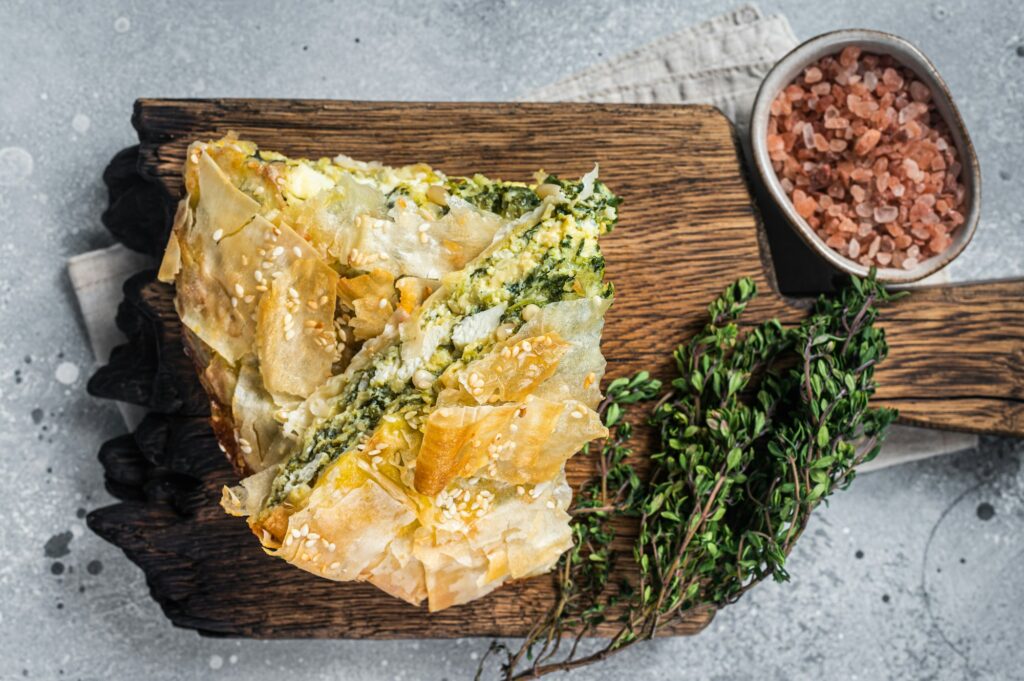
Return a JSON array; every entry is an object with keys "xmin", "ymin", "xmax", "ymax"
[{"xmin": 478, "ymin": 272, "xmax": 902, "ymax": 680}]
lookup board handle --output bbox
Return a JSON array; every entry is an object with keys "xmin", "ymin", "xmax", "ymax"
[{"xmin": 873, "ymin": 279, "xmax": 1024, "ymax": 437}]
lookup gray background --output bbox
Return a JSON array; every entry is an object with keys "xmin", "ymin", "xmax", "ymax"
[{"xmin": 1, "ymin": 1, "xmax": 1022, "ymax": 679}]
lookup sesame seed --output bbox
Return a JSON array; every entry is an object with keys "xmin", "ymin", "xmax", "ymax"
[
  {"xmin": 254, "ymin": 271, "xmax": 263, "ymax": 282},
  {"xmin": 546, "ymin": 500, "xmax": 555, "ymax": 509},
  {"xmin": 378, "ymin": 297, "xmax": 388, "ymax": 309},
  {"xmin": 293, "ymin": 246, "xmax": 303, "ymax": 258},
  {"xmin": 418, "ymin": 232, "xmax": 429, "ymax": 244},
  {"xmin": 571, "ymin": 410, "xmax": 583, "ymax": 419},
  {"xmin": 190, "ymin": 153, "xmax": 199, "ymax": 164},
  {"xmin": 517, "ymin": 486, "xmax": 525, "ymax": 495},
  {"xmin": 285, "ymin": 330, "xmax": 296, "ymax": 340},
  {"xmin": 230, "ymin": 297, "xmax": 238, "ymax": 308},
  {"xmin": 244, "ymin": 295, "xmax": 255, "ymax": 303},
  {"xmin": 234, "ymin": 283, "xmax": 245, "ymax": 297},
  {"xmin": 288, "ymin": 287, "xmax": 299, "ymax": 299},
  {"xmin": 212, "ymin": 229, "xmax": 224, "ymax": 241},
  {"xmin": 272, "ymin": 246, "xmax": 285, "ymax": 257}
]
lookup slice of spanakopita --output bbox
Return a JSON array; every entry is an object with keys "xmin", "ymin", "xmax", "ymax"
[{"xmin": 160, "ymin": 133, "xmax": 620, "ymax": 611}]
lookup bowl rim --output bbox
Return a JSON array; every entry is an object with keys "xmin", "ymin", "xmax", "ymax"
[{"xmin": 749, "ymin": 28, "xmax": 981, "ymax": 284}]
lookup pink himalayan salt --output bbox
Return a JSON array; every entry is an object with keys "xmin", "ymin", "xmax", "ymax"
[{"xmin": 767, "ymin": 49, "xmax": 967, "ymax": 269}]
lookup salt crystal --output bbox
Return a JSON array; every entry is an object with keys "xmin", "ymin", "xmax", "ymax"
[
  {"xmin": 874, "ymin": 205, "xmax": 899, "ymax": 223},
  {"xmin": 911, "ymin": 225, "xmax": 932, "ymax": 240},
  {"xmin": 929, "ymin": 233, "xmax": 952, "ymax": 253},
  {"xmin": 826, "ymin": 234, "xmax": 847, "ymax": 249},
  {"xmin": 909, "ymin": 81, "xmax": 931, "ymax": 102},
  {"xmin": 851, "ymin": 168, "xmax": 873, "ymax": 183},
  {"xmin": 804, "ymin": 66, "xmax": 823, "ymax": 84},
  {"xmin": 863, "ymin": 70, "xmax": 879, "ymax": 92},
  {"xmin": 882, "ymin": 67, "xmax": 904, "ymax": 89},
  {"xmin": 802, "ymin": 122, "xmax": 816, "ymax": 149},
  {"xmin": 868, "ymin": 236, "xmax": 881, "ymax": 257},
  {"xmin": 839, "ymin": 46, "xmax": 862, "ymax": 67}
]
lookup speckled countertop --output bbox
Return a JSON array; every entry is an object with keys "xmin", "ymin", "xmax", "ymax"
[{"xmin": 1, "ymin": 1, "xmax": 1022, "ymax": 679}]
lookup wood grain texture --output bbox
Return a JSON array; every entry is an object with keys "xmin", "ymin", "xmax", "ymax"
[{"xmin": 86, "ymin": 99, "xmax": 1023, "ymax": 641}]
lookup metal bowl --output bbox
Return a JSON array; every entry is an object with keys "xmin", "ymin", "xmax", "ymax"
[{"xmin": 749, "ymin": 29, "xmax": 981, "ymax": 284}]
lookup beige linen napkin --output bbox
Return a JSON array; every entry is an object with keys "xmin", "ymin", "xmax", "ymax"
[
  {"xmin": 68, "ymin": 4, "xmax": 976, "ymax": 470},
  {"xmin": 68, "ymin": 243, "xmax": 153, "ymax": 429}
]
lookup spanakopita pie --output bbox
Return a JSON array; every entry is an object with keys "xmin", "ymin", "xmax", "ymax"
[{"xmin": 158, "ymin": 133, "xmax": 619, "ymax": 610}]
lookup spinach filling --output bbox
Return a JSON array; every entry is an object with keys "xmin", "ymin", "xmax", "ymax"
[
  {"xmin": 446, "ymin": 176, "xmax": 541, "ymax": 219},
  {"xmin": 261, "ymin": 175, "xmax": 619, "ymax": 513}
]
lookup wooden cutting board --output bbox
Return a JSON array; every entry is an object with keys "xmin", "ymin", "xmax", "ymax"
[{"xmin": 87, "ymin": 99, "xmax": 1024, "ymax": 640}]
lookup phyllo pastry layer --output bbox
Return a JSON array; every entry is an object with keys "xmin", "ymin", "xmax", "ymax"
[{"xmin": 159, "ymin": 133, "xmax": 619, "ymax": 610}]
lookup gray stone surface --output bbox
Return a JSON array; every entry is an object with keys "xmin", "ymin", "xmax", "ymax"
[{"xmin": 1, "ymin": 1, "xmax": 1022, "ymax": 679}]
